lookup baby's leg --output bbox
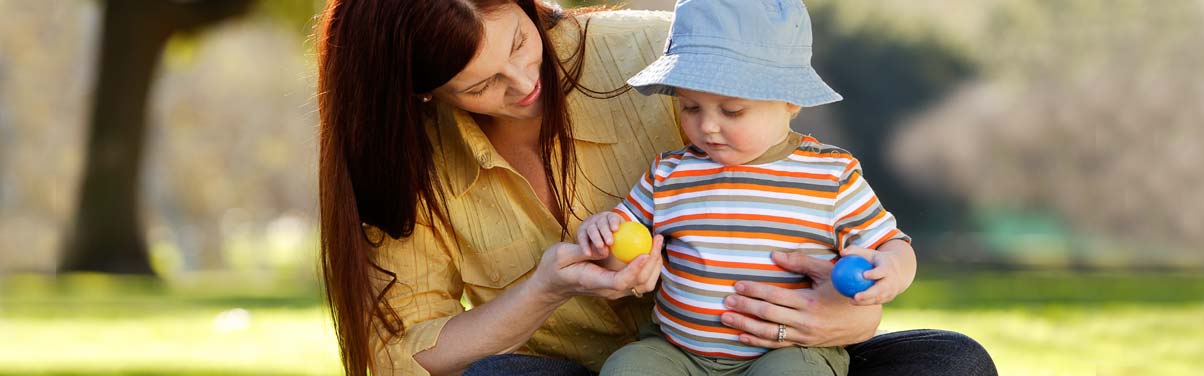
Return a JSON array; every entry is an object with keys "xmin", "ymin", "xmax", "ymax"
[
  {"xmin": 600, "ymin": 335, "xmax": 696, "ymax": 376},
  {"xmin": 745, "ymin": 346, "xmax": 849, "ymax": 376}
]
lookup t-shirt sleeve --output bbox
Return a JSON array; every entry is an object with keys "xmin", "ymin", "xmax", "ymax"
[
  {"xmin": 612, "ymin": 155, "xmax": 662, "ymax": 228},
  {"xmin": 832, "ymin": 157, "xmax": 911, "ymax": 251}
]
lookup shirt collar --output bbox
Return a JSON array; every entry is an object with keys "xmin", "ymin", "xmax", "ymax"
[{"xmin": 435, "ymin": 100, "xmax": 618, "ymax": 197}]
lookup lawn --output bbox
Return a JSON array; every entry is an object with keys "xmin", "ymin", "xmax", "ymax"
[{"xmin": 1, "ymin": 271, "xmax": 1201, "ymax": 375}]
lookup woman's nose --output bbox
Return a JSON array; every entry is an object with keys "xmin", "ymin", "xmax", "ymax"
[{"xmin": 503, "ymin": 64, "xmax": 536, "ymax": 96}]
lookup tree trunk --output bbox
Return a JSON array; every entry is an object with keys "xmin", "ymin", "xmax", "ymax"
[{"xmin": 59, "ymin": 0, "xmax": 250, "ymax": 275}]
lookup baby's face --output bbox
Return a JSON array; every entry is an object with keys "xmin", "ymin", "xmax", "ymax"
[{"xmin": 676, "ymin": 88, "xmax": 799, "ymax": 166}]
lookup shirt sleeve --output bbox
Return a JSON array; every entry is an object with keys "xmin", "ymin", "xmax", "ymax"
[
  {"xmin": 832, "ymin": 157, "xmax": 911, "ymax": 251},
  {"xmin": 612, "ymin": 156, "xmax": 660, "ymax": 228},
  {"xmin": 371, "ymin": 222, "xmax": 464, "ymax": 376}
]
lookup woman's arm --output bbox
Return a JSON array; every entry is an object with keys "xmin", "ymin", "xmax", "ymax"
[
  {"xmin": 719, "ymin": 250, "xmax": 882, "ymax": 348},
  {"xmin": 413, "ymin": 240, "xmax": 663, "ymax": 375}
]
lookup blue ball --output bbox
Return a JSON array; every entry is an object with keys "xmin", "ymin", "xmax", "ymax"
[{"xmin": 832, "ymin": 255, "xmax": 875, "ymax": 298}]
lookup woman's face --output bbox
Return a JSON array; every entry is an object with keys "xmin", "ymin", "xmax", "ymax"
[{"xmin": 433, "ymin": 3, "xmax": 545, "ymax": 122}]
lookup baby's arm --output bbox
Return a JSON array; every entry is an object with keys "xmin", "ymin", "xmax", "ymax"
[
  {"xmin": 839, "ymin": 239, "xmax": 916, "ymax": 305},
  {"xmin": 575, "ymin": 211, "xmax": 629, "ymax": 271}
]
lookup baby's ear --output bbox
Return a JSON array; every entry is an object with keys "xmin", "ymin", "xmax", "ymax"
[{"xmin": 787, "ymin": 103, "xmax": 802, "ymax": 119}]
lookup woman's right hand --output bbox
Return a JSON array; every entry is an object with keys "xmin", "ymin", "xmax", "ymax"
[{"xmin": 530, "ymin": 235, "xmax": 664, "ymax": 302}]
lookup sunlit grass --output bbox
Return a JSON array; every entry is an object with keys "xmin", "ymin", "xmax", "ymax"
[{"xmin": 2, "ymin": 271, "xmax": 1202, "ymax": 375}]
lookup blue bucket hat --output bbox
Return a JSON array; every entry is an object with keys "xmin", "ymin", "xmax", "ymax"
[{"xmin": 627, "ymin": 0, "xmax": 842, "ymax": 107}]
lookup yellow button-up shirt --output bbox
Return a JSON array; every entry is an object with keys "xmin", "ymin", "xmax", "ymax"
[{"xmin": 371, "ymin": 10, "xmax": 682, "ymax": 375}]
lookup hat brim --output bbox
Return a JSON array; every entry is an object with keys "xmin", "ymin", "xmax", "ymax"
[{"xmin": 626, "ymin": 52, "xmax": 843, "ymax": 107}]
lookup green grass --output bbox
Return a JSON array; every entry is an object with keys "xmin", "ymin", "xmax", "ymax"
[{"xmin": 2, "ymin": 271, "xmax": 1202, "ymax": 375}]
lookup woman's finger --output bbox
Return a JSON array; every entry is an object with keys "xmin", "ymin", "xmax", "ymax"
[
  {"xmin": 723, "ymin": 294, "xmax": 798, "ymax": 328},
  {"xmin": 737, "ymin": 331, "xmax": 796, "ymax": 349},
  {"xmin": 771, "ymin": 251, "xmax": 834, "ymax": 281},
  {"xmin": 720, "ymin": 311, "xmax": 792, "ymax": 347},
  {"xmin": 612, "ymin": 255, "xmax": 648, "ymax": 289},
  {"xmin": 638, "ymin": 235, "xmax": 665, "ymax": 292},
  {"xmin": 577, "ymin": 231, "xmax": 593, "ymax": 258},
  {"xmin": 733, "ymin": 281, "xmax": 807, "ymax": 310}
]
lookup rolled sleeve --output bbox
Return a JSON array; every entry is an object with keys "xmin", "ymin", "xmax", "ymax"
[
  {"xmin": 832, "ymin": 158, "xmax": 911, "ymax": 251},
  {"xmin": 371, "ymin": 222, "xmax": 464, "ymax": 376}
]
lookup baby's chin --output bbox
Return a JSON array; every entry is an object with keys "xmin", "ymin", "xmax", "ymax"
[{"xmin": 706, "ymin": 150, "xmax": 755, "ymax": 166}]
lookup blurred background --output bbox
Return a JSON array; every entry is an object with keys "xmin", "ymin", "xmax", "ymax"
[{"xmin": 1, "ymin": 0, "xmax": 1201, "ymax": 374}]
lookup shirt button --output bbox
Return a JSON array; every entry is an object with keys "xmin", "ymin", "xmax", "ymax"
[
  {"xmin": 477, "ymin": 153, "xmax": 491, "ymax": 165},
  {"xmin": 489, "ymin": 270, "xmax": 500, "ymax": 282}
]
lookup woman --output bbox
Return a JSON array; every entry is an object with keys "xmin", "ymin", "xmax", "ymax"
[{"xmin": 316, "ymin": 1, "xmax": 996, "ymax": 375}]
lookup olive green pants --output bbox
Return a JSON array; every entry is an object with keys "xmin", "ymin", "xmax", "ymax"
[{"xmin": 600, "ymin": 334, "xmax": 848, "ymax": 376}]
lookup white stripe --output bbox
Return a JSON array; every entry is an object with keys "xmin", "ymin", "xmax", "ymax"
[{"xmin": 660, "ymin": 189, "xmax": 832, "ymax": 206}]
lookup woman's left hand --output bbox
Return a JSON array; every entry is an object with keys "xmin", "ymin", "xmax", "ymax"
[{"xmin": 719, "ymin": 251, "xmax": 882, "ymax": 348}]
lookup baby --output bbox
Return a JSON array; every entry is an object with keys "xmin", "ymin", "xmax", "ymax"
[{"xmin": 575, "ymin": 1, "xmax": 917, "ymax": 375}]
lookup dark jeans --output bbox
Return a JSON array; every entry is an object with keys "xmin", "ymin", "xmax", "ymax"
[{"xmin": 463, "ymin": 329, "xmax": 997, "ymax": 376}]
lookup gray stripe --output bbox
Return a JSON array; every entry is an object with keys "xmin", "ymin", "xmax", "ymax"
[
  {"xmin": 662, "ymin": 173, "xmax": 839, "ymax": 191},
  {"xmin": 658, "ymin": 194, "xmax": 832, "ymax": 211},
  {"xmin": 660, "ymin": 176, "xmax": 837, "ymax": 193},
  {"xmin": 662, "ymin": 223, "xmax": 833, "ymax": 244},
  {"xmin": 668, "ymin": 255, "xmax": 805, "ymax": 279},
  {"xmin": 668, "ymin": 258, "xmax": 808, "ymax": 284},
  {"xmin": 660, "ymin": 218, "xmax": 830, "ymax": 239},
  {"xmin": 656, "ymin": 293, "xmax": 723, "ymax": 327}
]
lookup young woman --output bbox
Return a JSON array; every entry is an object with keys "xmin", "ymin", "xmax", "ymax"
[{"xmin": 315, "ymin": 1, "xmax": 996, "ymax": 375}]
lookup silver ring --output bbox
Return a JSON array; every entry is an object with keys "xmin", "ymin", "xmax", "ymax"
[
  {"xmin": 776, "ymin": 324, "xmax": 786, "ymax": 342},
  {"xmin": 631, "ymin": 288, "xmax": 643, "ymax": 298}
]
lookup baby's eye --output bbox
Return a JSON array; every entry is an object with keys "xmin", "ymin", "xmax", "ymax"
[
  {"xmin": 721, "ymin": 109, "xmax": 744, "ymax": 117},
  {"xmin": 682, "ymin": 106, "xmax": 700, "ymax": 113}
]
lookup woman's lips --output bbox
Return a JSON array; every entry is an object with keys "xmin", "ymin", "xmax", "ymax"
[{"xmin": 516, "ymin": 79, "xmax": 542, "ymax": 107}]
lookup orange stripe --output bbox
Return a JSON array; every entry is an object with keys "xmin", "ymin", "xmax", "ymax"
[
  {"xmin": 660, "ymin": 213, "xmax": 833, "ymax": 232},
  {"xmin": 675, "ymin": 229, "xmax": 828, "ymax": 245},
  {"xmin": 790, "ymin": 148, "xmax": 852, "ymax": 160},
  {"xmin": 660, "ymin": 289, "xmax": 730, "ymax": 316},
  {"xmin": 837, "ymin": 195, "xmax": 880, "ymax": 224},
  {"xmin": 666, "ymin": 249, "xmax": 788, "ymax": 272},
  {"xmin": 656, "ymin": 182, "xmax": 834, "ymax": 198},
  {"xmin": 868, "ymin": 229, "xmax": 903, "ymax": 250},
  {"xmin": 655, "ymin": 302, "xmax": 737, "ymax": 334},
  {"xmin": 624, "ymin": 192, "xmax": 653, "ymax": 221},
  {"xmin": 668, "ymin": 165, "xmax": 837, "ymax": 181},
  {"xmin": 665, "ymin": 267, "xmax": 810, "ymax": 289},
  {"xmin": 613, "ymin": 209, "xmax": 632, "ymax": 223},
  {"xmin": 661, "ymin": 334, "xmax": 759, "ymax": 360}
]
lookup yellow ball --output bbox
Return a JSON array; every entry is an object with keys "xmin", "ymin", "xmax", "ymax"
[{"xmin": 611, "ymin": 221, "xmax": 652, "ymax": 263}]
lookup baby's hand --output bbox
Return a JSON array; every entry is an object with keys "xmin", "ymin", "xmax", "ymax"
[
  {"xmin": 575, "ymin": 212, "xmax": 625, "ymax": 261},
  {"xmin": 838, "ymin": 245, "xmax": 912, "ymax": 305}
]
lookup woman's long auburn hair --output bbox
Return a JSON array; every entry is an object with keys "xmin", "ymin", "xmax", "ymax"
[{"xmin": 316, "ymin": 0, "xmax": 613, "ymax": 374}]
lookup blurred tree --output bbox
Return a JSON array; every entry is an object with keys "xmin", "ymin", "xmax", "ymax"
[
  {"xmin": 59, "ymin": 0, "xmax": 253, "ymax": 275},
  {"xmin": 808, "ymin": 5, "xmax": 977, "ymax": 243}
]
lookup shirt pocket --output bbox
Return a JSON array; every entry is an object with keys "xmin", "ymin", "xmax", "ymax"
[{"xmin": 460, "ymin": 240, "xmax": 538, "ymax": 289}]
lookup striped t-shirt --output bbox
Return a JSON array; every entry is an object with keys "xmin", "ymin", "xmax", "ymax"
[{"xmin": 612, "ymin": 132, "xmax": 909, "ymax": 359}]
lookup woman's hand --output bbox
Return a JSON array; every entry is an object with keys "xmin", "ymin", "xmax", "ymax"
[
  {"xmin": 719, "ymin": 251, "xmax": 881, "ymax": 348},
  {"xmin": 530, "ymin": 235, "xmax": 664, "ymax": 302}
]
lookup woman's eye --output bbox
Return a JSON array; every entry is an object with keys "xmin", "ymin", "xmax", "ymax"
[
  {"xmin": 513, "ymin": 32, "xmax": 528, "ymax": 53},
  {"xmin": 467, "ymin": 78, "xmax": 495, "ymax": 96}
]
